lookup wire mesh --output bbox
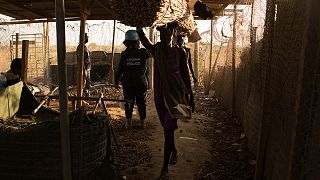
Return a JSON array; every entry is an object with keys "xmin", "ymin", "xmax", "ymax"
[{"xmin": 196, "ymin": 0, "xmax": 266, "ymax": 154}]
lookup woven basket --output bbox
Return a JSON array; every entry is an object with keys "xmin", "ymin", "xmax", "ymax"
[{"xmin": 0, "ymin": 109, "xmax": 110, "ymax": 180}]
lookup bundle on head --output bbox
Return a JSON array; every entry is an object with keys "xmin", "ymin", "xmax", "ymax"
[
  {"xmin": 111, "ymin": 0, "xmax": 195, "ymax": 35},
  {"xmin": 176, "ymin": 11, "xmax": 195, "ymax": 36}
]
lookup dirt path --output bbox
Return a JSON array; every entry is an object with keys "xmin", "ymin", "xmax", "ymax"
[
  {"xmin": 44, "ymin": 85, "xmax": 254, "ymax": 179},
  {"xmin": 122, "ymin": 99, "xmax": 211, "ymax": 180},
  {"xmin": 109, "ymin": 87, "xmax": 255, "ymax": 180}
]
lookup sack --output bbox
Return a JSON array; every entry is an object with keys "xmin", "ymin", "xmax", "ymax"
[
  {"xmin": 194, "ymin": 0, "xmax": 213, "ymax": 20},
  {"xmin": 188, "ymin": 28, "xmax": 202, "ymax": 43}
]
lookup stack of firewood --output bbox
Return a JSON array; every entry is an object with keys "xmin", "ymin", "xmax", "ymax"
[
  {"xmin": 176, "ymin": 10, "xmax": 195, "ymax": 35},
  {"xmin": 111, "ymin": 0, "xmax": 195, "ymax": 35}
]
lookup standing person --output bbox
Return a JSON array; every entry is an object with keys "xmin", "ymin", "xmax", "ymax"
[
  {"xmin": 115, "ymin": 30, "xmax": 149, "ymax": 129},
  {"xmin": 177, "ymin": 35, "xmax": 198, "ymax": 85},
  {"xmin": 176, "ymin": 35, "xmax": 196, "ymax": 112},
  {"xmin": 2, "ymin": 58, "xmax": 22, "ymax": 86},
  {"xmin": 137, "ymin": 23, "xmax": 192, "ymax": 179},
  {"xmin": 77, "ymin": 33, "xmax": 92, "ymax": 96}
]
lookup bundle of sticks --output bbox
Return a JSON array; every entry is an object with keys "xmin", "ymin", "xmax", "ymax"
[
  {"xmin": 176, "ymin": 10, "xmax": 195, "ymax": 36},
  {"xmin": 111, "ymin": 0, "xmax": 195, "ymax": 35}
]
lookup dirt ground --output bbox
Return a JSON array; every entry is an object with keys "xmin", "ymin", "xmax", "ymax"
[
  {"xmin": 105, "ymin": 86, "xmax": 256, "ymax": 180},
  {"xmin": 4, "ymin": 84, "xmax": 254, "ymax": 179}
]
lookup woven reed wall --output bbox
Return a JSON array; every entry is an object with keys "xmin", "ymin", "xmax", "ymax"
[
  {"xmin": 255, "ymin": 0, "xmax": 311, "ymax": 179},
  {"xmin": 235, "ymin": 41, "xmax": 263, "ymax": 154},
  {"xmin": 213, "ymin": 41, "xmax": 263, "ymax": 154},
  {"xmin": 212, "ymin": 1, "xmax": 320, "ymax": 179},
  {"xmin": 291, "ymin": 2, "xmax": 320, "ymax": 178}
]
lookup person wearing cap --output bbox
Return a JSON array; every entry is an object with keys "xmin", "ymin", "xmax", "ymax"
[
  {"xmin": 76, "ymin": 33, "xmax": 92, "ymax": 96},
  {"xmin": 115, "ymin": 30, "xmax": 150, "ymax": 129},
  {"xmin": 137, "ymin": 23, "xmax": 192, "ymax": 179}
]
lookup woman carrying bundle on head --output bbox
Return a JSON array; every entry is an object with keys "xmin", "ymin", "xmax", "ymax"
[{"xmin": 137, "ymin": 22, "xmax": 194, "ymax": 179}]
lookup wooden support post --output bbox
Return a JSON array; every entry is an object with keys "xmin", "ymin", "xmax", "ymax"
[
  {"xmin": 77, "ymin": 6, "xmax": 88, "ymax": 107},
  {"xmin": 15, "ymin": 33, "xmax": 19, "ymax": 58},
  {"xmin": 148, "ymin": 27, "xmax": 154, "ymax": 89},
  {"xmin": 55, "ymin": 0, "xmax": 72, "ymax": 179},
  {"xmin": 10, "ymin": 40, "xmax": 13, "ymax": 60},
  {"xmin": 44, "ymin": 22, "xmax": 50, "ymax": 80},
  {"xmin": 209, "ymin": 19, "xmax": 213, "ymax": 76},
  {"xmin": 110, "ymin": 20, "xmax": 116, "ymax": 84},
  {"xmin": 212, "ymin": 43, "xmax": 223, "ymax": 77},
  {"xmin": 0, "ymin": 18, "xmax": 81, "ymax": 26},
  {"xmin": 194, "ymin": 41, "xmax": 199, "ymax": 83},
  {"xmin": 21, "ymin": 40, "xmax": 29, "ymax": 82},
  {"xmin": 232, "ymin": 3, "xmax": 237, "ymax": 116}
]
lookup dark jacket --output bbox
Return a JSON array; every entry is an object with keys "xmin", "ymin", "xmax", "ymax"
[
  {"xmin": 76, "ymin": 45, "xmax": 91, "ymax": 70},
  {"xmin": 115, "ymin": 47, "xmax": 149, "ymax": 87}
]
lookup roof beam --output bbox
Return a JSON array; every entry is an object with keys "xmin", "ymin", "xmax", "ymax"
[
  {"xmin": 0, "ymin": 6, "xmax": 25, "ymax": 19},
  {"xmin": 202, "ymin": 0, "xmax": 252, "ymax": 5},
  {"xmin": 0, "ymin": 0, "xmax": 46, "ymax": 19},
  {"xmin": 215, "ymin": 4, "xmax": 230, "ymax": 16},
  {"xmin": 0, "ymin": 17, "xmax": 80, "ymax": 25},
  {"xmin": 96, "ymin": 0, "xmax": 112, "ymax": 12}
]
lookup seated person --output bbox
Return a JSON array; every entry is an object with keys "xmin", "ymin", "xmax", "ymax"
[{"xmin": 3, "ymin": 58, "xmax": 22, "ymax": 86}]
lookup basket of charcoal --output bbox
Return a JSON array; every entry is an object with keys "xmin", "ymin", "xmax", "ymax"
[
  {"xmin": 0, "ymin": 107, "xmax": 112, "ymax": 180},
  {"xmin": 111, "ymin": 0, "xmax": 195, "ymax": 35}
]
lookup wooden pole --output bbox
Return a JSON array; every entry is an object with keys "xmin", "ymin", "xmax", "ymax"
[
  {"xmin": 77, "ymin": 5, "xmax": 88, "ymax": 107},
  {"xmin": 110, "ymin": 20, "xmax": 116, "ymax": 84},
  {"xmin": 43, "ymin": 23, "xmax": 46, "ymax": 77},
  {"xmin": 209, "ymin": 19, "xmax": 213, "ymax": 77},
  {"xmin": 43, "ymin": 22, "xmax": 50, "ymax": 80},
  {"xmin": 21, "ymin": 40, "xmax": 29, "ymax": 82},
  {"xmin": 10, "ymin": 40, "xmax": 13, "ymax": 60},
  {"xmin": 194, "ymin": 41, "xmax": 199, "ymax": 83},
  {"xmin": 35, "ymin": 95, "xmax": 128, "ymax": 102},
  {"xmin": 0, "ymin": 17, "xmax": 80, "ymax": 25},
  {"xmin": 211, "ymin": 42, "xmax": 223, "ymax": 76},
  {"xmin": 15, "ymin": 33, "xmax": 19, "ymax": 58},
  {"xmin": 232, "ymin": 3, "xmax": 237, "ymax": 116},
  {"xmin": 45, "ymin": 22, "xmax": 51, "ymax": 82},
  {"xmin": 55, "ymin": 0, "xmax": 72, "ymax": 179},
  {"xmin": 148, "ymin": 27, "xmax": 154, "ymax": 89}
]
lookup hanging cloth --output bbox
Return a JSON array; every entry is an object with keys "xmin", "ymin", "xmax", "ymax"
[{"xmin": 154, "ymin": 43, "xmax": 191, "ymax": 119}]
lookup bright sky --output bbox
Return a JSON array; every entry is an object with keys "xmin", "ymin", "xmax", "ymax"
[
  {"xmin": 0, "ymin": 4, "xmax": 260, "ymax": 46},
  {"xmin": 0, "ymin": 18, "xmax": 230, "ymax": 46}
]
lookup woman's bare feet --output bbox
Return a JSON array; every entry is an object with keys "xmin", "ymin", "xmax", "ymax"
[
  {"xmin": 169, "ymin": 149, "xmax": 178, "ymax": 165},
  {"xmin": 158, "ymin": 168, "xmax": 169, "ymax": 180}
]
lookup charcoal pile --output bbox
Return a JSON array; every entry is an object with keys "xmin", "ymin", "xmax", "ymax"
[
  {"xmin": 111, "ymin": 0, "xmax": 195, "ymax": 35},
  {"xmin": 0, "ymin": 108, "xmax": 112, "ymax": 180}
]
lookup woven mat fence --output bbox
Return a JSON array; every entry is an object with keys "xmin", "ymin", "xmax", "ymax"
[{"xmin": 0, "ymin": 108, "xmax": 111, "ymax": 180}]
